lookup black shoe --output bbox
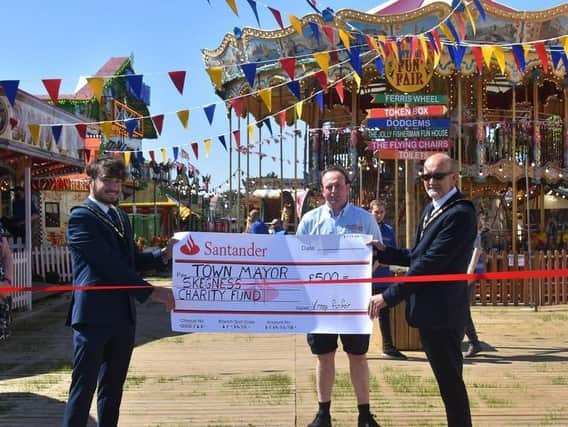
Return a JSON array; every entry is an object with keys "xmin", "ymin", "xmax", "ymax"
[
  {"xmin": 464, "ymin": 341, "xmax": 482, "ymax": 358},
  {"xmin": 382, "ymin": 348, "xmax": 407, "ymax": 360},
  {"xmin": 358, "ymin": 412, "xmax": 381, "ymax": 427},
  {"xmin": 307, "ymin": 411, "xmax": 332, "ymax": 427}
]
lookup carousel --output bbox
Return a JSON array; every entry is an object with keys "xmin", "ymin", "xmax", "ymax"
[{"xmin": 202, "ymin": 0, "xmax": 568, "ymax": 255}]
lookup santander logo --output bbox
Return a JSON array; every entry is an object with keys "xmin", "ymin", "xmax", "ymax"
[{"xmin": 180, "ymin": 235, "xmax": 200, "ymax": 255}]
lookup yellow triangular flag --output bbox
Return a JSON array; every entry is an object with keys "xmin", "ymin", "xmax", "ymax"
[
  {"xmin": 433, "ymin": 50, "xmax": 441, "ymax": 70},
  {"xmin": 204, "ymin": 138, "xmax": 212, "ymax": 158},
  {"xmin": 28, "ymin": 124, "xmax": 40, "ymax": 145},
  {"xmin": 313, "ymin": 52, "xmax": 329, "ymax": 75},
  {"xmin": 418, "ymin": 35, "xmax": 428, "ymax": 60},
  {"xmin": 100, "ymin": 122, "xmax": 113, "ymax": 139},
  {"xmin": 352, "ymin": 73, "xmax": 361, "ymax": 91},
  {"xmin": 563, "ymin": 36, "xmax": 568, "ymax": 56},
  {"xmin": 124, "ymin": 151, "xmax": 131, "ymax": 165},
  {"xmin": 206, "ymin": 67, "xmax": 223, "ymax": 90},
  {"xmin": 295, "ymin": 101, "xmax": 303, "ymax": 119},
  {"xmin": 465, "ymin": 4, "xmax": 476, "ymax": 35},
  {"xmin": 288, "ymin": 15, "xmax": 303, "ymax": 36},
  {"xmin": 160, "ymin": 148, "xmax": 167, "ymax": 164},
  {"xmin": 338, "ymin": 28, "xmax": 351, "ymax": 50},
  {"xmin": 247, "ymin": 124, "xmax": 254, "ymax": 141},
  {"xmin": 86, "ymin": 77, "xmax": 104, "ymax": 103},
  {"xmin": 522, "ymin": 43, "xmax": 531, "ymax": 57},
  {"xmin": 439, "ymin": 22, "xmax": 455, "ymax": 44},
  {"xmin": 481, "ymin": 46, "xmax": 494, "ymax": 68},
  {"xmin": 177, "ymin": 109, "xmax": 190, "ymax": 129},
  {"xmin": 225, "ymin": 0, "xmax": 238, "ymax": 16},
  {"xmin": 259, "ymin": 88, "xmax": 272, "ymax": 112},
  {"xmin": 493, "ymin": 46, "xmax": 506, "ymax": 74}
]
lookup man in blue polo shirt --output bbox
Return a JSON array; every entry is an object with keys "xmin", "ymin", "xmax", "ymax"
[{"xmin": 297, "ymin": 166, "xmax": 382, "ymax": 427}]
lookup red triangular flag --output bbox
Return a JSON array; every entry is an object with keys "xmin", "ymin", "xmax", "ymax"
[
  {"xmin": 75, "ymin": 123, "xmax": 87, "ymax": 139},
  {"xmin": 268, "ymin": 7, "xmax": 284, "ymax": 29},
  {"xmin": 168, "ymin": 70, "xmax": 186, "ymax": 95},
  {"xmin": 279, "ymin": 57, "xmax": 297, "ymax": 80},
  {"xmin": 233, "ymin": 129, "xmax": 241, "ymax": 148},
  {"xmin": 314, "ymin": 70, "xmax": 328, "ymax": 91},
  {"xmin": 471, "ymin": 46, "xmax": 483, "ymax": 74},
  {"xmin": 83, "ymin": 149, "xmax": 91, "ymax": 163},
  {"xmin": 230, "ymin": 97, "xmax": 245, "ymax": 117},
  {"xmin": 335, "ymin": 80, "xmax": 344, "ymax": 104},
  {"xmin": 534, "ymin": 42, "xmax": 549, "ymax": 71},
  {"xmin": 278, "ymin": 110, "xmax": 287, "ymax": 128},
  {"xmin": 151, "ymin": 114, "xmax": 164, "ymax": 136},
  {"xmin": 191, "ymin": 142, "xmax": 199, "ymax": 159},
  {"xmin": 323, "ymin": 26, "xmax": 334, "ymax": 45},
  {"xmin": 42, "ymin": 79, "xmax": 61, "ymax": 104},
  {"xmin": 148, "ymin": 150, "xmax": 156, "ymax": 163}
]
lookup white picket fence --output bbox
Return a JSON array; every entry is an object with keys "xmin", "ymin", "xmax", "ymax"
[{"xmin": 12, "ymin": 252, "xmax": 32, "ymax": 311}]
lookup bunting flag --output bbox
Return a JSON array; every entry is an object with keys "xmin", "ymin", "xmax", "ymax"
[
  {"xmin": 374, "ymin": 57, "xmax": 385, "ymax": 76},
  {"xmin": 464, "ymin": 3, "xmax": 477, "ymax": 35},
  {"xmin": 313, "ymin": 52, "xmax": 329, "ymax": 75},
  {"xmin": 268, "ymin": 7, "xmax": 284, "ymax": 29},
  {"xmin": 240, "ymin": 63, "xmax": 257, "ymax": 88},
  {"xmin": 418, "ymin": 35, "xmax": 428, "ymax": 61},
  {"xmin": 288, "ymin": 15, "xmax": 303, "ymax": 36},
  {"xmin": 365, "ymin": 34, "xmax": 378, "ymax": 52},
  {"xmin": 173, "ymin": 146, "xmax": 179, "ymax": 161},
  {"xmin": 445, "ymin": 20, "xmax": 461, "ymax": 45},
  {"xmin": 278, "ymin": 110, "xmax": 287, "ymax": 128},
  {"xmin": 137, "ymin": 151, "xmax": 145, "ymax": 163},
  {"xmin": 124, "ymin": 151, "xmax": 132, "ymax": 166},
  {"xmin": 295, "ymin": 101, "xmax": 303, "ymax": 119},
  {"xmin": 100, "ymin": 122, "xmax": 113, "ymax": 139},
  {"xmin": 309, "ymin": 22, "xmax": 320, "ymax": 43},
  {"xmin": 314, "ymin": 70, "xmax": 328, "ymax": 91},
  {"xmin": 447, "ymin": 44, "xmax": 466, "ymax": 71},
  {"xmin": 286, "ymin": 80, "xmax": 301, "ymax": 100},
  {"xmin": 246, "ymin": 0, "xmax": 260, "ymax": 26},
  {"xmin": 352, "ymin": 73, "xmax": 361, "ymax": 91},
  {"xmin": 439, "ymin": 22, "xmax": 455, "ymax": 44},
  {"xmin": 563, "ymin": 36, "xmax": 568, "ymax": 56},
  {"xmin": 204, "ymin": 104, "xmax": 216, "ymax": 125},
  {"xmin": 431, "ymin": 29, "xmax": 442, "ymax": 54},
  {"xmin": 493, "ymin": 46, "xmax": 506, "ymax": 74},
  {"xmin": 511, "ymin": 44, "xmax": 526, "ymax": 73},
  {"xmin": 148, "ymin": 150, "xmax": 156, "ymax": 163},
  {"xmin": 472, "ymin": 0, "xmax": 486, "ymax": 20},
  {"xmin": 322, "ymin": 26, "xmax": 334, "ymax": 45},
  {"xmin": 0, "ymin": 80, "xmax": 19, "ymax": 106},
  {"xmin": 471, "ymin": 46, "xmax": 484, "ymax": 73},
  {"xmin": 280, "ymin": 57, "xmax": 297, "ymax": 79},
  {"xmin": 247, "ymin": 123, "xmax": 255, "ymax": 141},
  {"xmin": 335, "ymin": 80, "xmax": 344, "ymax": 104},
  {"xmin": 75, "ymin": 123, "xmax": 87, "ymax": 139},
  {"xmin": 409, "ymin": 36, "xmax": 418, "ymax": 61},
  {"xmin": 28, "ymin": 124, "xmax": 40, "ymax": 145},
  {"xmin": 51, "ymin": 125, "xmax": 62, "ymax": 145},
  {"xmin": 534, "ymin": 42, "xmax": 550, "ymax": 70},
  {"xmin": 230, "ymin": 97, "xmax": 245, "ymax": 117},
  {"xmin": 454, "ymin": 12, "xmax": 466, "ymax": 42},
  {"xmin": 177, "ymin": 109, "xmax": 190, "ymax": 129},
  {"xmin": 426, "ymin": 31, "xmax": 438, "ymax": 54},
  {"xmin": 338, "ymin": 28, "xmax": 351, "ymax": 50},
  {"xmin": 125, "ymin": 118, "xmax": 138, "ymax": 138},
  {"xmin": 481, "ymin": 46, "xmax": 494, "ymax": 68},
  {"xmin": 225, "ymin": 0, "xmax": 238, "ymax": 16},
  {"xmin": 259, "ymin": 88, "xmax": 272, "ymax": 111},
  {"xmin": 168, "ymin": 70, "xmax": 186, "ymax": 95},
  {"xmin": 206, "ymin": 66, "xmax": 223, "ymax": 89},
  {"xmin": 232, "ymin": 129, "xmax": 241, "ymax": 148},
  {"xmin": 263, "ymin": 118, "xmax": 273, "ymax": 135},
  {"xmin": 204, "ymin": 138, "xmax": 212, "ymax": 158},
  {"xmin": 86, "ymin": 77, "xmax": 104, "ymax": 102},
  {"xmin": 315, "ymin": 91, "xmax": 324, "ymax": 111},
  {"xmin": 219, "ymin": 135, "xmax": 227, "ymax": 151},
  {"xmin": 348, "ymin": 47, "xmax": 362, "ymax": 77},
  {"xmin": 151, "ymin": 114, "xmax": 164, "ymax": 136},
  {"xmin": 550, "ymin": 48, "xmax": 565, "ymax": 69},
  {"xmin": 181, "ymin": 148, "xmax": 190, "ymax": 160},
  {"xmin": 42, "ymin": 79, "xmax": 61, "ymax": 104},
  {"xmin": 160, "ymin": 148, "xmax": 168, "ymax": 164},
  {"xmin": 126, "ymin": 74, "xmax": 143, "ymax": 99}
]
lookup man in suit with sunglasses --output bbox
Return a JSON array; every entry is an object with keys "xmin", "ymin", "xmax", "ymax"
[{"xmin": 368, "ymin": 153, "xmax": 476, "ymax": 427}]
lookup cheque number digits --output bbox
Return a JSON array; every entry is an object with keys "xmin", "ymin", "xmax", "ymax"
[{"xmin": 308, "ymin": 272, "xmax": 340, "ymax": 281}]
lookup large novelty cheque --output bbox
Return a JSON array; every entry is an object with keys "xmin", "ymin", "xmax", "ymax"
[{"xmin": 171, "ymin": 232, "xmax": 374, "ymax": 334}]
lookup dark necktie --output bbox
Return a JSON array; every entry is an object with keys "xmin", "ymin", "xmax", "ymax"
[{"xmin": 107, "ymin": 207, "xmax": 121, "ymax": 228}]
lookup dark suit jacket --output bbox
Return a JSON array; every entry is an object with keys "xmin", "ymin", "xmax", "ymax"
[
  {"xmin": 66, "ymin": 198, "xmax": 161, "ymax": 327},
  {"xmin": 379, "ymin": 190, "xmax": 477, "ymax": 329}
]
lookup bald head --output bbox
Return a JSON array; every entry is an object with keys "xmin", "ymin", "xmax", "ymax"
[{"xmin": 421, "ymin": 153, "xmax": 458, "ymax": 201}]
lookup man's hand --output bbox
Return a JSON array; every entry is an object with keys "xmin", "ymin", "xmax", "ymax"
[
  {"xmin": 161, "ymin": 237, "xmax": 179, "ymax": 264},
  {"xmin": 150, "ymin": 286, "xmax": 175, "ymax": 311},
  {"xmin": 368, "ymin": 294, "xmax": 386, "ymax": 319},
  {"xmin": 368, "ymin": 240, "xmax": 385, "ymax": 251}
]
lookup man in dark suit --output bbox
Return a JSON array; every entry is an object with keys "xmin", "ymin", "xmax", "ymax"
[
  {"xmin": 368, "ymin": 153, "xmax": 476, "ymax": 427},
  {"xmin": 63, "ymin": 156, "xmax": 174, "ymax": 427}
]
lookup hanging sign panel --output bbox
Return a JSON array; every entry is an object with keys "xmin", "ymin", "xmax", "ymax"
[
  {"xmin": 367, "ymin": 118, "xmax": 450, "ymax": 129},
  {"xmin": 367, "ymin": 140, "xmax": 450, "ymax": 151},
  {"xmin": 373, "ymin": 93, "xmax": 447, "ymax": 105},
  {"xmin": 378, "ymin": 150, "xmax": 441, "ymax": 160},
  {"xmin": 368, "ymin": 128, "xmax": 450, "ymax": 139},
  {"xmin": 368, "ymin": 105, "xmax": 448, "ymax": 118}
]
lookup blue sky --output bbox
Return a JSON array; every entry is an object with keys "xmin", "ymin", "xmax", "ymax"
[{"xmin": 1, "ymin": 0, "xmax": 564, "ymax": 191}]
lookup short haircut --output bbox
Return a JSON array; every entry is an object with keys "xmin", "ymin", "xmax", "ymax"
[
  {"xmin": 369, "ymin": 199, "xmax": 386, "ymax": 210},
  {"xmin": 321, "ymin": 165, "xmax": 351, "ymax": 185},
  {"xmin": 85, "ymin": 156, "xmax": 127, "ymax": 181}
]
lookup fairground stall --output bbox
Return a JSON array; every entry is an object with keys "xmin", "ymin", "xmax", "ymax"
[{"xmin": 203, "ymin": 0, "xmax": 568, "ymax": 307}]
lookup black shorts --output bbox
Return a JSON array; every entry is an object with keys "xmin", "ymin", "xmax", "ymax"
[{"xmin": 307, "ymin": 333, "xmax": 370, "ymax": 355}]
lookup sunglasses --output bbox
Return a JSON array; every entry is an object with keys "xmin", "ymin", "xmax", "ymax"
[{"xmin": 420, "ymin": 172, "xmax": 453, "ymax": 181}]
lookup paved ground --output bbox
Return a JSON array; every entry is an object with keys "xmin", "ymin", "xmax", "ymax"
[{"xmin": 1, "ymin": 286, "xmax": 568, "ymax": 426}]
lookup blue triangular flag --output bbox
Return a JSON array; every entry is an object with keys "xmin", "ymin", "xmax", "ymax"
[
  {"xmin": 427, "ymin": 31, "xmax": 439, "ymax": 53},
  {"xmin": 447, "ymin": 45, "xmax": 466, "ymax": 71},
  {"xmin": 0, "ymin": 80, "xmax": 19, "ymax": 107},
  {"xmin": 219, "ymin": 135, "xmax": 227, "ymax": 151},
  {"xmin": 246, "ymin": 0, "xmax": 260, "ymax": 26},
  {"xmin": 173, "ymin": 146, "xmax": 179, "ymax": 161},
  {"xmin": 51, "ymin": 125, "xmax": 63, "ymax": 145},
  {"xmin": 472, "ymin": 0, "xmax": 486, "ymax": 20},
  {"xmin": 451, "ymin": 0, "xmax": 465, "ymax": 12},
  {"xmin": 309, "ymin": 22, "xmax": 320, "ymax": 43},
  {"xmin": 126, "ymin": 74, "xmax": 143, "ymax": 99},
  {"xmin": 374, "ymin": 57, "xmax": 384, "ymax": 76},
  {"xmin": 125, "ymin": 118, "xmax": 138, "ymax": 138},
  {"xmin": 511, "ymin": 44, "xmax": 526, "ymax": 73},
  {"xmin": 137, "ymin": 151, "xmax": 145, "ymax": 163},
  {"xmin": 550, "ymin": 48, "xmax": 564, "ymax": 70},
  {"xmin": 204, "ymin": 104, "xmax": 216, "ymax": 125},
  {"xmin": 286, "ymin": 80, "xmax": 301, "ymax": 100},
  {"xmin": 263, "ymin": 118, "xmax": 273, "ymax": 135},
  {"xmin": 315, "ymin": 91, "xmax": 324, "ymax": 112},
  {"xmin": 348, "ymin": 47, "xmax": 362, "ymax": 77},
  {"xmin": 241, "ymin": 63, "xmax": 257, "ymax": 88},
  {"xmin": 445, "ymin": 20, "xmax": 460, "ymax": 45}
]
